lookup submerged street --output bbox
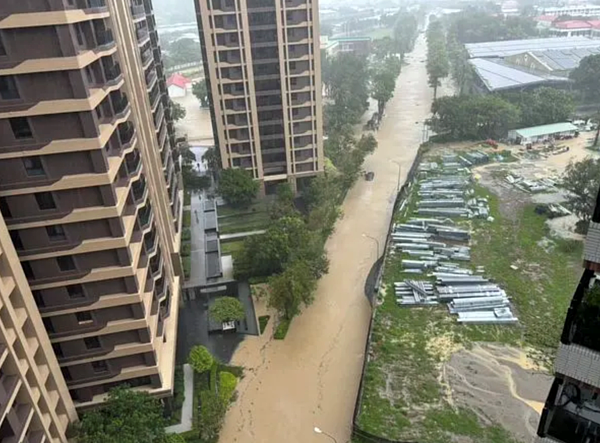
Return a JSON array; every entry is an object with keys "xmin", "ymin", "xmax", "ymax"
[{"xmin": 218, "ymin": 33, "xmax": 443, "ymax": 443}]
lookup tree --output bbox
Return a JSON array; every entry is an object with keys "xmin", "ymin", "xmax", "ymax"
[
  {"xmin": 562, "ymin": 157, "xmax": 600, "ymax": 225},
  {"xmin": 192, "ymin": 80, "xmax": 209, "ymax": 107},
  {"xmin": 268, "ymin": 259, "xmax": 317, "ymax": 320},
  {"xmin": 502, "ymin": 88, "xmax": 575, "ymax": 127},
  {"xmin": 169, "ymin": 99, "xmax": 186, "ymax": 122},
  {"xmin": 218, "ymin": 168, "xmax": 259, "ymax": 208},
  {"xmin": 202, "ymin": 147, "xmax": 221, "ymax": 179},
  {"xmin": 164, "ymin": 38, "xmax": 201, "ymax": 68},
  {"xmin": 393, "ymin": 10, "xmax": 419, "ymax": 59},
  {"xmin": 188, "ymin": 345, "xmax": 214, "ymax": 374},
  {"xmin": 371, "ymin": 60, "xmax": 398, "ymax": 115},
  {"xmin": 165, "ymin": 435, "xmax": 186, "ymax": 443},
  {"xmin": 570, "ymin": 54, "xmax": 600, "ymax": 102},
  {"xmin": 183, "ymin": 173, "xmax": 211, "ymax": 193},
  {"xmin": 76, "ymin": 387, "xmax": 167, "ymax": 443},
  {"xmin": 269, "ymin": 183, "xmax": 297, "ymax": 220},
  {"xmin": 426, "ymin": 20, "xmax": 449, "ymax": 100},
  {"xmin": 209, "ymin": 297, "xmax": 245, "ymax": 324}
]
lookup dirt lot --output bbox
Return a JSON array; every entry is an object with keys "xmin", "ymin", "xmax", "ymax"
[{"xmin": 444, "ymin": 344, "xmax": 552, "ymax": 443}]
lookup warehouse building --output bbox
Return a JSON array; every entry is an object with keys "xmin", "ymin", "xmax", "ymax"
[{"xmin": 507, "ymin": 122, "xmax": 579, "ymax": 144}]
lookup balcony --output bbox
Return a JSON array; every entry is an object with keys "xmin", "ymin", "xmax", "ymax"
[
  {"xmin": 132, "ymin": 176, "xmax": 147, "ymax": 203},
  {"xmin": 105, "ymin": 63, "xmax": 122, "ymax": 86},
  {"xmin": 131, "ymin": 3, "xmax": 146, "ymax": 18},
  {"xmin": 138, "ymin": 204, "xmax": 153, "ymax": 231},
  {"xmin": 112, "ymin": 94, "xmax": 130, "ymax": 117},
  {"xmin": 150, "ymin": 252, "xmax": 162, "ymax": 277},
  {"xmin": 95, "ymin": 29, "xmax": 115, "ymax": 50},
  {"xmin": 137, "ymin": 27, "xmax": 150, "ymax": 45},
  {"xmin": 154, "ymin": 104, "xmax": 165, "ymax": 128},
  {"xmin": 118, "ymin": 123, "xmax": 135, "ymax": 147},
  {"xmin": 144, "ymin": 230, "xmax": 157, "ymax": 256},
  {"xmin": 125, "ymin": 151, "xmax": 142, "ymax": 176},
  {"xmin": 146, "ymin": 69, "xmax": 158, "ymax": 90},
  {"xmin": 141, "ymin": 48, "xmax": 153, "ymax": 68},
  {"xmin": 88, "ymin": 0, "xmax": 108, "ymax": 7}
]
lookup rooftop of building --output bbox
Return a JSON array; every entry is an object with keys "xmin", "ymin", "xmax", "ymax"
[
  {"xmin": 514, "ymin": 122, "xmax": 579, "ymax": 138},
  {"xmin": 465, "ymin": 36, "xmax": 599, "ymax": 58},
  {"xmin": 167, "ymin": 73, "xmax": 191, "ymax": 89},
  {"xmin": 535, "ymin": 14, "xmax": 558, "ymax": 22},
  {"xmin": 468, "ymin": 58, "xmax": 570, "ymax": 92},
  {"xmin": 530, "ymin": 46, "xmax": 600, "ymax": 70}
]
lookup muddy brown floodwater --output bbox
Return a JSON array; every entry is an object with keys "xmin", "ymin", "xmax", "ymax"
[{"xmin": 219, "ymin": 34, "xmax": 441, "ymax": 443}]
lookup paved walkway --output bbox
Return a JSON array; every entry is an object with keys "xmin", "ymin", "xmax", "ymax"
[
  {"xmin": 219, "ymin": 230, "xmax": 266, "ymax": 241},
  {"xmin": 165, "ymin": 364, "xmax": 194, "ymax": 434}
]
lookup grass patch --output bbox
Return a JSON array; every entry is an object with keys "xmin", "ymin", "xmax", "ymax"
[
  {"xmin": 220, "ymin": 240, "xmax": 244, "ymax": 256},
  {"xmin": 258, "ymin": 315, "xmax": 270, "ymax": 334},
  {"xmin": 274, "ymin": 318, "xmax": 291, "ymax": 340},
  {"xmin": 218, "ymin": 211, "xmax": 270, "ymax": 235},
  {"xmin": 182, "ymin": 256, "xmax": 191, "ymax": 280},
  {"xmin": 357, "ymin": 176, "xmax": 582, "ymax": 441},
  {"xmin": 184, "ymin": 190, "xmax": 192, "ymax": 206},
  {"xmin": 217, "ymin": 201, "xmax": 269, "ymax": 217},
  {"xmin": 183, "ymin": 210, "xmax": 191, "ymax": 229}
]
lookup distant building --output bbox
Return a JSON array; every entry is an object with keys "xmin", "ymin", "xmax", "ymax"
[
  {"xmin": 549, "ymin": 19, "xmax": 600, "ymax": 37},
  {"xmin": 507, "ymin": 122, "xmax": 578, "ymax": 144},
  {"xmin": 167, "ymin": 73, "xmax": 192, "ymax": 98},
  {"xmin": 320, "ymin": 36, "xmax": 371, "ymax": 58},
  {"xmin": 466, "ymin": 37, "xmax": 600, "ymax": 92},
  {"xmin": 537, "ymin": 4, "xmax": 600, "ymax": 17},
  {"xmin": 535, "ymin": 15, "xmax": 559, "ymax": 29}
]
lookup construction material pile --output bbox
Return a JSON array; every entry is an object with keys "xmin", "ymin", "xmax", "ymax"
[{"xmin": 505, "ymin": 173, "xmax": 557, "ymax": 193}]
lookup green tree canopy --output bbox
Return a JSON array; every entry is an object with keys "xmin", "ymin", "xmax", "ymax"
[
  {"xmin": 188, "ymin": 345, "xmax": 214, "ymax": 374},
  {"xmin": 393, "ymin": 10, "xmax": 419, "ymax": 58},
  {"xmin": 429, "ymin": 95, "xmax": 521, "ymax": 140},
  {"xmin": 76, "ymin": 387, "xmax": 167, "ymax": 443},
  {"xmin": 169, "ymin": 99, "xmax": 186, "ymax": 122},
  {"xmin": 209, "ymin": 297, "xmax": 245, "ymax": 324},
  {"xmin": 562, "ymin": 157, "xmax": 600, "ymax": 223},
  {"xmin": 447, "ymin": 9, "xmax": 538, "ymax": 44},
  {"xmin": 218, "ymin": 168, "xmax": 259, "ymax": 208},
  {"xmin": 371, "ymin": 56, "xmax": 401, "ymax": 115},
  {"xmin": 219, "ymin": 371, "xmax": 238, "ymax": 402},
  {"xmin": 198, "ymin": 390, "xmax": 227, "ymax": 442},
  {"xmin": 426, "ymin": 20, "xmax": 449, "ymax": 99},
  {"xmin": 268, "ymin": 259, "xmax": 317, "ymax": 320},
  {"xmin": 192, "ymin": 80, "xmax": 209, "ymax": 107},
  {"xmin": 570, "ymin": 54, "xmax": 600, "ymax": 102},
  {"xmin": 269, "ymin": 183, "xmax": 297, "ymax": 220},
  {"xmin": 502, "ymin": 88, "xmax": 575, "ymax": 127}
]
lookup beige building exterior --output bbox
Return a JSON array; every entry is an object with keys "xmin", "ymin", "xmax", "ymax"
[
  {"xmin": 195, "ymin": 0, "xmax": 324, "ymax": 194},
  {"xmin": 0, "ymin": 0, "xmax": 183, "ymax": 415}
]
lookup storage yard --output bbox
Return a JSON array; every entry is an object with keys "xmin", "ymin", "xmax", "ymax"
[{"xmin": 356, "ymin": 137, "xmax": 593, "ymax": 443}]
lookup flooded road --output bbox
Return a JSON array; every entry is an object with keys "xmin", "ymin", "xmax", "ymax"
[{"xmin": 218, "ymin": 33, "xmax": 442, "ymax": 443}]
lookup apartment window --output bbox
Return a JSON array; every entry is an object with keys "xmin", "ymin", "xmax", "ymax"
[
  {"xmin": 35, "ymin": 192, "xmax": 56, "ymax": 210},
  {"xmin": 0, "ymin": 76, "xmax": 19, "ymax": 100},
  {"xmin": 84, "ymin": 337, "xmax": 101, "ymax": 350},
  {"xmin": 9, "ymin": 117, "xmax": 33, "ymax": 139},
  {"xmin": 290, "ymin": 77, "xmax": 298, "ymax": 86},
  {"xmin": 23, "ymin": 156, "xmax": 45, "ymax": 176},
  {"xmin": 75, "ymin": 24, "xmax": 85, "ymax": 47},
  {"xmin": 43, "ymin": 317, "xmax": 55, "ymax": 334},
  {"xmin": 0, "ymin": 32, "xmax": 6, "ymax": 57},
  {"xmin": 0, "ymin": 197, "xmax": 10, "ymax": 218},
  {"xmin": 52, "ymin": 343, "xmax": 63, "ymax": 358},
  {"xmin": 21, "ymin": 261, "xmax": 34, "ymax": 280},
  {"xmin": 32, "ymin": 290, "xmax": 45, "ymax": 308},
  {"xmin": 289, "ymin": 62, "xmax": 297, "ymax": 71},
  {"xmin": 75, "ymin": 311, "xmax": 93, "ymax": 324},
  {"xmin": 60, "ymin": 367, "xmax": 71, "ymax": 381},
  {"xmin": 67, "ymin": 284, "xmax": 85, "ymax": 299},
  {"xmin": 9, "ymin": 230, "xmax": 23, "ymax": 250},
  {"xmin": 91, "ymin": 360, "xmax": 108, "ymax": 373},
  {"xmin": 46, "ymin": 225, "xmax": 66, "ymax": 242},
  {"xmin": 57, "ymin": 256, "xmax": 76, "ymax": 272}
]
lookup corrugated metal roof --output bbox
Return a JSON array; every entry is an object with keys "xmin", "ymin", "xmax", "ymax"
[
  {"xmin": 515, "ymin": 122, "xmax": 578, "ymax": 138},
  {"xmin": 466, "ymin": 37, "xmax": 599, "ymax": 58},
  {"xmin": 531, "ymin": 47, "xmax": 600, "ymax": 71},
  {"xmin": 469, "ymin": 58, "xmax": 569, "ymax": 91}
]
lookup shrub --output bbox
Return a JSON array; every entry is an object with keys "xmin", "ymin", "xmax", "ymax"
[
  {"xmin": 198, "ymin": 390, "xmax": 227, "ymax": 443},
  {"xmin": 182, "ymin": 228, "xmax": 192, "ymax": 242},
  {"xmin": 183, "ymin": 210, "xmax": 191, "ymax": 228},
  {"xmin": 258, "ymin": 315, "xmax": 270, "ymax": 334},
  {"xmin": 188, "ymin": 346, "xmax": 213, "ymax": 374},
  {"xmin": 209, "ymin": 297, "xmax": 245, "ymax": 323},
  {"xmin": 181, "ymin": 243, "xmax": 191, "ymax": 257},
  {"xmin": 182, "ymin": 257, "xmax": 191, "ymax": 280},
  {"xmin": 218, "ymin": 372, "xmax": 237, "ymax": 402},
  {"xmin": 274, "ymin": 318, "xmax": 291, "ymax": 340}
]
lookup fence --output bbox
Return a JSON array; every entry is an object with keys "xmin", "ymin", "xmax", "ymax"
[{"xmin": 352, "ymin": 144, "xmax": 430, "ymax": 443}]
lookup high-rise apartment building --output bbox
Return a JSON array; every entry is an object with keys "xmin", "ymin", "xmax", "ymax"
[
  {"xmin": 194, "ymin": 0, "xmax": 324, "ymax": 194},
  {"xmin": 0, "ymin": 214, "xmax": 76, "ymax": 442},
  {"xmin": 537, "ymin": 187, "xmax": 600, "ymax": 442},
  {"xmin": 0, "ymin": 0, "xmax": 183, "ymax": 410}
]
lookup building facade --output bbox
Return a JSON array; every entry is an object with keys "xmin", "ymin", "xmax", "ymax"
[
  {"xmin": 536, "ymin": 187, "xmax": 600, "ymax": 442},
  {"xmin": 195, "ymin": 0, "xmax": 324, "ymax": 194},
  {"xmin": 0, "ymin": 0, "xmax": 183, "ymax": 411},
  {"xmin": 0, "ymin": 214, "xmax": 77, "ymax": 442}
]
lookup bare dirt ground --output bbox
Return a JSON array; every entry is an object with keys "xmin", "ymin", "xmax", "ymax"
[
  {"xmin": 444, "ymin": 344, "xmax": 552, "ymax": 443},
  {"xmin": 218, "ymin": 34, "xmax": 439, "ymax": 443}
]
